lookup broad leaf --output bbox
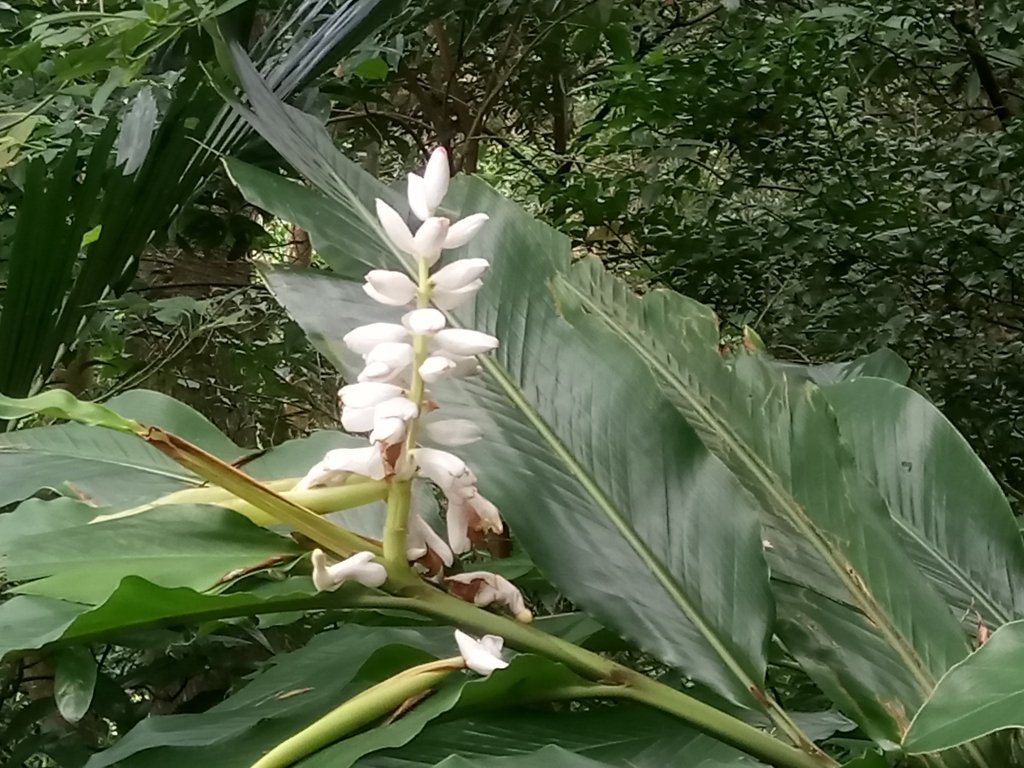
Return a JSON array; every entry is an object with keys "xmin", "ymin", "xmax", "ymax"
[
  {"xmin": 775, "ymin": 348, "xmax": 911, "ymax": 386},
  {"xmin": 54, "ymin": 645, "xmax": 98, "ymax": 724},
  {"xmin": 824, "ymin": 378, "xmax": 1024, "ymax": 625},
  {"xmin": 904, "ymin": 619, "xmax": 1024, "ymax": 753},
  {"xmin": 550, "ymin": 258, "xmax": 969, "ymax": 720},
  {"xmin": 228, "ymin": 56, "xmax": 776, "ymax": 710}
]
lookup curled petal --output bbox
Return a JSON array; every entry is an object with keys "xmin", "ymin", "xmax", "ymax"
[
  {"xmin": 407, "ymin": 512, "xmax": 454, "ymax": 567},
  {"xmin": 432, "ymin": 281, "xmax": 482, "ymax": 310},
  {"xmin": 296, "ymin": 446, "xmax": 385, "ymax": 489},
  {"xmin": 443, "ymin": 213, "xmax": 489, "ymax": 249},
  {"xmin": 447, "ymin": 492, "xmax": 503, "ymax": 555},
  {"xmin": 339, "ymin": 382, "xmax": 404, "ymax": 409},
  {"xmin": 402, "ymin": 308, "xmax": 446, "ymax": 336},
  {"xmin": 413, "ymin": 217, "xmax": 450, "ymax": 266},
  {"xmin": 312, "ymin": 550, "xmax": 388, "ymax": 591},
  {"xmin": 454, "ymin": 629, "xmax": 508, "ymax": 676},
  {"xmin": 341, "ymin": 404, "xmax": 376, "ymax": 432},
  {"xmin": 407, "ymin": 173, "xmax": 431, "ymax": 221},
  {"xmin": 343, "ymin": 323, "xmax": 408, "ymax": 355},
  {"xmin": 370, "ymin": 416, "xmax": 407, "ymax": 445},
  {"xmin": 375, "ymin": 199, "xmax": 416, "ymax": 253},
  {"xmin": 433, "ymin": 328, "xmax": 499, "ymax": 356},
  {"xmin": 422, "ymin": 418, "xmax": 482, "ymax": 446},
  {"xmin": 431, "ymin": 258, "xmax": 490, "ymax": 291},
  {"xmin": 364, "ymin": 270, "xmax": 417, "ymax": 306},
  {"xmin": 415, "ymin": 447, "xmax": 476, "ymax": 497},
  {"xmin": 446, "ymin": 571, "xmax": 531, "ymax": 622},
  {"xmin": 423, "ymin": 147, "xmax": 450, "ymax": 212}
]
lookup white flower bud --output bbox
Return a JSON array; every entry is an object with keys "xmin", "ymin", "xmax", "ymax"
[
  {"xmin": 423, "ymin": 147, "xmax": 450, "ymax": 211},
  {"xmin": 407, "ymin": 173, "xmax": 431, "ymax": 221},
  {"xmin": 375, "ymin": 199, "xmax": 416, "ymax": 254},
  {"xmin": 358, "ymin": 342, "xmax": 414, "ymax": 383},
  {"xmin": 432, "ymin": 328, "xmax": 499, "ymax": 356},
  {"xmin": 366, "ymin": 396, "xmax": 419, "ymax": 445},
  {"xmin": 339, "ymin": 382, "xmax": 404, "ymax": 409},
  {"xmin": 312, "ymin": 550, "xmax": 387, "ymax": 591},
  {"xmin": 363, "ymin": 270, "xmax": 418, "ymax": 306},
  {"xmin": 419, "ymin": 355, "xmax": 457, "ymax": 383},
  {"xmin": 341, "ymin": 405, "xmax": 376, "ymax": 432},
  {"xmin": 413, "ymin": 217, "xmax": 450, "ymax": 266},
  {"xmin": 415, "ymin": 447, "xmax": 476, "ymax": 497},
  {"xmin": 454, "ymin": 630, "xmax": 508, "ymax": 676},
  {"xmin": 295, "ymin": 446, "xmax": 385, "ymax": 489},
  {"xmin": 431, "ymin": 259, "xmax": 490, "ymax": 291},
  {"xmin": 443, "ymin": 213, "xmax": 489, "ymax": 249},
  {"xmin": 432, "ymin": 282, "xmax": 483, "ymax": 310},
  {"xmin": 343, "ymin": 323, "xmax": 409, "ymax": 355},
  {"xmin": 402, "ymin": 308, "xmax": 446, "ymax": 336}
]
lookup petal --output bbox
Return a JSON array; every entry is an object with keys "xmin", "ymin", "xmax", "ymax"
[
  {"xmin": 468, "ymin": 492, "xmax": 503, "ymax": 533},
  {"xmin": 341, "ymin": 404, "xmax": 376, "ymax": 432},
  {"xmin": 479, "ymin": 634, "xmax": 506, "ymax": 657},
  {"xmin": 375, "ymin": 199, "xmax": 416, "ymax": 253},
  {"xmin": 343, "ymin": 323, "xmax": 409, "ymax": 355},
  {"xmin": 423, "ymin": 147, "xmax": 450, "ymax": 211},
  {"xmin": 364, "ymin": 270, "xmax": 418, "ymax": 306},
  {"xmin": 419, "ymin": 355, "xmax": 457, "ymax": 383},
  {"xmin": 422, "ymin": 418, "xmax": 482, "ymax": 446},
  {"xmin": 454, "ymin": 630, "xmax": 508, "ymax": 675},
  {"xmin": 409, "ymin": 512, "xmax": 454, "ymax": 566},
  {"xmin": 431, "ymin": 258, "xmax": 490, "ymax": 291},
  {"xmin": 407, "ymin": 173, "xmax": 431, "ymax": 221},
  {"xmin": 446, "ymin": 498, "xmax": 472, "ymax": 555},
  {"xmin": 432, "ymin": 328, "xmax": 499, "ymax": 356},
  {"xmin": 366, "ymin": 341, "xmax": 414, "ymax": 368},
  {"xmin": 321, "ymin": 446, "xmax": 386, "ymax": 479},
  {"xmin": 339, "ymin": 382, "xmax": 404, "ymax": 409},
  {"xmin": 432, "ymin": 281, "xmax": 482, "ymax": 310},
  {"xmin": 374, "ymin": 396, "xmax": 419, "ymax": 421},
  {"xmin": 402, "ymin": 308, "xmax": 446, "ymax": 335},
  {"xmin": 369, "ymin": 416, "xmax": 407, "ymax": 445},
  {"xmin": 413, "ymin": 217, "xmax": 450, "ymax": 266},
  {"xmin": 415, "ymin": 447, "xmax": 475, "ymax": 494},
  {"xmin": 443, "ymin": 213, "xmax": 489, "ymax": 249}
]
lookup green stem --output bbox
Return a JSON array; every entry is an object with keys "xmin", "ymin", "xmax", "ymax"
[
  {"xmin": 250, "ymin": 658, "xmax": 461, "ymax": 768},
  {"xmin": 382, "ymin": 478, "xmax": 413, "ymax": 570},
  {"xmin": 407, "ymin": 585, "xmax": 834, "ymax": 768}
]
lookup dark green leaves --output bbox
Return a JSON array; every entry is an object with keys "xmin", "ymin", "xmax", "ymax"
[{"xmin": 54, "ymin": 645, "xmax": 98, "ymax": 724}]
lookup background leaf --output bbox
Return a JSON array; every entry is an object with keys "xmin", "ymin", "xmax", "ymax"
[{"xmin": 54, "ymin": 645, "xmax": 98, "ymax": 724}]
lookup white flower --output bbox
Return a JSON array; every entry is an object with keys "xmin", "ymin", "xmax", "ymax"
[
  {"xmin": 432, "ymin": 329, "xmax": 499, "ymax": 356},
  {"xmin": 358, "ymin": 342, "xmax": 414, "ymax": 383},
  {"xmin": 375, "ymin": 199, "xmax": 416, "ymax": 254},
  {"xmin": 446, "ymin": 572, "xmax": 531, "ymax": 622},
  {"xmin": 443, "ymin": 213, "xmax": 489, "ymax": 249},
  {"xmin": 447, "ymin": 492, "xmax": 504, "ymax": 555},
  {"xmin": 431, "ymin": 258, "xmax": 490, "ymax": 291},
  {"xmin": 454, "ymin": 630, "xmax": 508, "ymax": 676},
  {"xmin": 413, "ymin": 217, "xmax": 450, "ymax": 266},
  {"xmin": 422, "ymin": 418, "xmax": 482, "ymax": 446},
  {"xmin": 432, "ymin": 281, "xmax": 483, "ymax": 310},
  {"xmin": 415, "ymin": 447, "xmax": 476, "ymax": 498},
  {"xmin": 339, "ymin": 382, "xmax": 405, "ymax": 409},
  {"xmin": 311, "ymin": 550, "xmax": 387, "ymax": 591},
  {"xmin": 363, "ymin": 270, "xmax": 418, "ymax": 306},
  {"xmin": 296, "ymin": 446, "xmax": 385, "ymax": 489},
  {"xmin": 343, "ymin": 323, "xmax": 409, "ymax": 355},
  {"xmin": 369, "ymin": 396, "xmax": 419, "ymax": 445},
  {"xmin": 406, "ymin": 512, "xmax": 454, "ymax": 567},
  {"xmin": 341, "ymin": 404, "xmax": 376, "ymax": 432},
  {"xmin": 402, "ymin": 308, "xmax": 446, "ymax": 336},
  {"xmin": 419, "ymin": 355, "xmax": 457, "ymax": 383}
]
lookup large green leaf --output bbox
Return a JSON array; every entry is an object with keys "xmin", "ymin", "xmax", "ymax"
[
  {"xmin": 904, "ymin": 619, "xmax": 1024, "ymax": 753},
  {"xmin": 824, "ymin": 378, "xmax": 1024, "ymax": 625},
  {"xmin": 357, "ymin": 707, "xmax": 762, "ymax": 768},
  {"xmin": 549, "ymin": 259, "xmax": 970, "ymax": 720},
  {"xmin": 3, "ymin": 504, "xmax": 303, "ymax": 603},
  {"xmin": 227, "ymin": 83, "xmax": 776, "ymax": 711}
]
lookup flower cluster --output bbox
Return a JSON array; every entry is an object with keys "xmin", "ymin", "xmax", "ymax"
[{"xmin": 297, "ymin": 147, "xmax": 531, "ymax": 636}]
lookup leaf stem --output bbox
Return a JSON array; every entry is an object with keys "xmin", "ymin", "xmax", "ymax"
[{"xmin": 249, "ymin": 658, "xmax": 462, "ymax": 768}]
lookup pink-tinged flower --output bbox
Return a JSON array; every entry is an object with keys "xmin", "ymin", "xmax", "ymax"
[
  {"xmin": 375, "ymin": 199, "xmax": 416, "ymax": 253},
  {"xmin": 406, "ymin": 512, "xmax": 454, "ymax": 569},
  {"xmin": 369, "ymin": 396, "xmax": 419, "ymax": 445},
  {"xmin": 413, "ymin": 217, "xmax": 450, "ymax": 266},
  {"xmin": 414, "ymin": 447, "xmax": 477, "ymax": 498},
  {"xmin": 311, "ymin": 550, "xmax": 387, "ymax": 591},
  {"xmin": 446, "ymin": 571, "xmax": 531, "ymax": 622},
  {"xmin": 296, "ymin": 446, "xmax": 385, "ymax": 489},
  {"xmin": 431, "ymin": 258, "xmax": 490, "ymax": 291},
  {"xmin": 422, "ymin": 418, "xmax": 482, "ymax": 446},
  {"xmin": 339, "ymin": 382, "xmax": 405, "ymax": 409},
  {"xmin": 447, "ymin": 491, "xmax": 504, "ymax": 554},
  {"xmin": 358, "ymin": 342, "xmax": 414, "ymax": 383},
  {"xmin": 432, "ymin": 329, "xmax": 499, "ymax": 356},
  {"xmin": 402, "ymin": 308, "xmax": 446, "ymax": 336},
  {"xmin": 343, "ymin": 323, "xmax": 409, "ymax": 355},
  {"xmin": 454, "ymin": 630, "xmax": 508, "ymax": 676},
  {"xmin": 363, "ymin": 270, "xmax": 418, "ymax": 306},
  {"xmin": 443, "ymin": 213, "xmax": 489, "ymax": 249}
]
